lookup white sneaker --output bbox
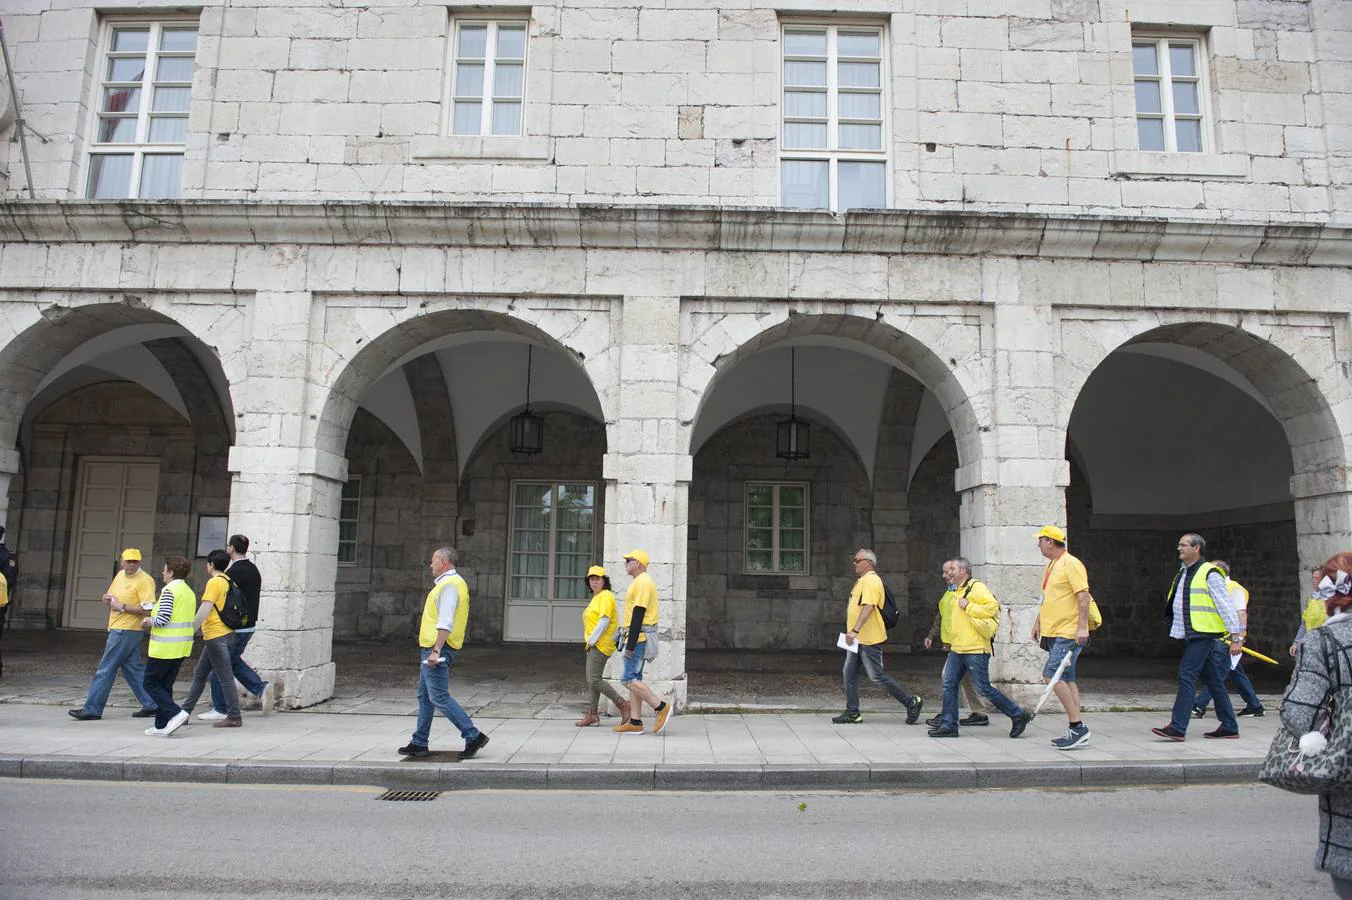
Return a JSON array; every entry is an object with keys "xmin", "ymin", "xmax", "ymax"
[
  {"xmin": 258, "ymin": 683, "xmax": 274, "ymax": 717},
  {"xmin": 196, "ymin": 709, "xmax": 228, "ymax": 722},
  {"xmin": 164, "ymin": 710, "xmax": 190, "ymax": 736},
  {"xmin": 144, "ymin": 725, "xmax": 167, "ymax": 736}
]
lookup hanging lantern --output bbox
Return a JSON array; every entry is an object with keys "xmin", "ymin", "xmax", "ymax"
[
  {"xmin": 776, "ymin": 346, "xmax": 810, "ymax": 460},
  {"xmin": 508, "ymin": 345, "xmax": 544, "ymax": 454}
]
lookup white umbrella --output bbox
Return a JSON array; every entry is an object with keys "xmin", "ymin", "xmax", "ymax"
[{"xmin": 1029, "ymin": 650, "xmax": 1073, "ymax": 720}]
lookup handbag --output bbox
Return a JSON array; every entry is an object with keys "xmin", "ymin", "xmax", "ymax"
[{"xmin": 1258, "ymin": 629, "xmax": 1352, "ymax": 794}]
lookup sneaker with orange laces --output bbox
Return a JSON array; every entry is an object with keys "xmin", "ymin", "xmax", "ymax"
[{"xmin": 613, "ymin": 721, "xmax": 644, "ymax": 734}]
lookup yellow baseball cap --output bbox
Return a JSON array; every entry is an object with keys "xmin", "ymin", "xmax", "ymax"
[
  {"xmin": 586, "ymin": 565, "xmax": 607, "ymax": 578},
  {"xmin": 1035, "ymin": 525, "xmax": 1066, "ymax": 544},
  {"xmin": 623, "ymin": 549, "xmax": 650, "ymax": 567},
  {"xmin": 121, "ymin": 548, "xmax": 142, "ymax": 561}
]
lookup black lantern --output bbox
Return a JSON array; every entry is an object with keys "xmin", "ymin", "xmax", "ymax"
[
  {"xmin": 509, "ymin": 345, "xmax": 544, "ymax": 454},
  {"xmin": 776, "ymin": 346, "xmax": 810, "ymax": 460}
]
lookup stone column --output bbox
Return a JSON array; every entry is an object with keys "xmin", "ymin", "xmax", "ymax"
[
  {"xmin": 1292, "ymin": 468, "xmax": 1352, "ymax": 570},
  {"xmin": 0, "ymin": 446, "xmax": 16, "ymax": 532}
]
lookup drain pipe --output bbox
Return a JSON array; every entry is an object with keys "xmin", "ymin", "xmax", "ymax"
[{"xmin": 0, "ymin": 17, "xmax": 37, "ymax": 198}]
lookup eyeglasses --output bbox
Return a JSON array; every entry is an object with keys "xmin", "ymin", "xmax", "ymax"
[{"xmin": 852, "ymin": 558, "xmax": 868, "ymax": 564}]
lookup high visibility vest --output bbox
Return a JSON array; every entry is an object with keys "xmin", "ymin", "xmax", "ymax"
[
  {"xmin": 419, "ymin": 572, "xmax": 469, "ymax": 650},
  {"xmin": 1303, "ymin": 597, "xmax": 1329, "ymax": 633},
  {"xmin": 1170, "ymin": 562, "xmax": 1226, "ymax": 634},
  {"xmin": 148, "ymin": 580, "xmax": 196, "ymax": 660}
]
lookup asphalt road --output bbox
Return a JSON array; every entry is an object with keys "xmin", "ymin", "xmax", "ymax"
[{"xmin": 0, "ymin": 779, "xmax": 1325, "ymax": 899}]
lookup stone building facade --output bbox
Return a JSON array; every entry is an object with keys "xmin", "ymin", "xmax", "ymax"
[{"xmin": 0, "ymin": 0, "xmax": 1349, "ymax": 708}]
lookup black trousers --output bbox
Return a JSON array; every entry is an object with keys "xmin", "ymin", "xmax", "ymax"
[{"xmin": 142, "ymin": 656, "xmax": 186, "ymax": 729}]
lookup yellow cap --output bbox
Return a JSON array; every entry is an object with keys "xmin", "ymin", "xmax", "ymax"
[
  {"xmin": 623, "ymin": 549, "xmax": 650, "ymax": 567},
  {"xmin": 1035, "ymin": 525, "xmax": 1066, "ymax": 544},
  {"xmin": 586, "ymin": 565, "xmax": 607, "ymax": 578},
  {"xmin": 121, "ymin": 548, "xmax": 142, "ymax": 561}
]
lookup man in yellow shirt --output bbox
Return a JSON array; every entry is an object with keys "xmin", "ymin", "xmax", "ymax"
[
  {"xmin": 69, "ymin": 548, "xmax": 159, "ymax": 720},
  {"xmin": 612, "ymin": 549, "xmax": 675, "ymax": 735},
  {"xmin": 1031, "ymin": 525, "xmax": 1092, "ymax": 750},
  {"xmin": 833, "ymin": 548, "xmax": 923, "ymax": 726}
]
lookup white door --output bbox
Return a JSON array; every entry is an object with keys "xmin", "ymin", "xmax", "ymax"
[
  {"xmin": 63, "ymin": 458, "xmax": 160, "ymax": 629},
  {"xmin": 503, "ymin": 482, "xmax": 595, "ymax": 642}
]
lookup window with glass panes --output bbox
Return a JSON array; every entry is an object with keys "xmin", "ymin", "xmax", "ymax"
[
  {"xmin": 509, "ymin": 483, "xmax": 596, "ymax": 602},
  {"xmin": 780, "ymin": 24, "xmax": 887, "ymax": 212},
  {"xmin": 449, "ymin": 19, "xmax": 527, "ymax": 136},
  {"xmin": 745, "ymin": 483, "xmax": 809, "ymax": 574},
  {"xmin": 337, "ymin": 478, "xmax": 360, "ymax": 565},
  {"xmin": 87, "ymin": 20, "xmax": 198, "ymax": 199},
  {"xmin": 1132, "ymin": 35, "xmax": 1207, "ymax": 153}
]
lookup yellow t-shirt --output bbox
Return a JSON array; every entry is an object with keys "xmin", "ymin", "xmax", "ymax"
[
  {"xmin": 107, "ymin": 569, "xmax": 156, "ymax": 631},
  {"xmin": 1038, "ymin": 552, "xmax": 1091, "ymax": 639},
  {"xmin": 582, "ymin": 589, "xmax": 619, "ymax": 656},
  {"xmin": 847, "ymin": 570, "xmax": 888, "ymax": 646},
  {"xmin": 624, "ymin": 572, "xmax": 659, "ymax": 641},
  {"xmin": 0, "ymin": 573, "xmax": 7, "ymax": 608},
  {"xmin": 1227, "ymin": 579, "xmax": 1249, "ymax": 612},
  {"xmin": 200, "ymin": 574, "xmax": 233, "ymax": 641}
]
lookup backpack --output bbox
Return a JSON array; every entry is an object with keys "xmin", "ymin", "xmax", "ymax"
[
  {"xmin": 880, "ymin": 584, "xmax": 900, "ymax": 630},
  {"xmin": 215, "ymin": 574, "xmax": 251, "ymax": 630}
]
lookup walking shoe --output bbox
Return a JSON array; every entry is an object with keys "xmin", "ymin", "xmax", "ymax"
[
  {"xmin": 924, "ymin": 716, "xmax": 943, "ymax": 728},
  {"xmin": 927, "ymin": 725, "xmax": 959, "ymax": 738},
  {"xmin": 144, "ymin": 725, "xmax": 168, "ymax": 736},
  {"xmin": 1191, "ymin": 706, "xmax": 1206, "ymax": 719},
  {"xmin": 1203, "ymin": 726, "xmax": 1240, "ymax": 739},
  {"xmin": 1151, "ymin": 725, "xmax": 1186, "ymax": 742},
  {"xmin": 1052, "ymin": 723, "xmax": 1091, "ymax": 750},
  {"xmin": 959, "ymin": 713, "xmax": 990, "ymax": 727},
  {"xmin": 398, "ymin": 742, "xmax": 430, "ymax": 757},
  {"xmin": 67, "ymin": 710, "xmax": 101, "ymax": 721},
  {"xmin": 575, "ymin": 709, "xmax": 601, "ymax": 727},
  {"xmin": 258, "ymin": 683, "xmax": 274, "ymax": 717},
  {"xmin": 653, "ymin": 701, "xmax": 675, "ymax": 735},
  {"xmin": 213, "ymin": 715, "xmax": 243, "ymax": 728},
  {"xmin": 1236, "ymin": 706, "xmax": 1264, "ymax": 717},
  {"xmin": 613, "ymin": 721, "xmax": 644, "ymax": 734},
  {"xmin": 197, "ymin": 709, "xmax": 228, "ymax": 722},
  {"xmin": 905, "ymin": 696, "xmax": 924, "ymax": 725},
  {"xmin": 132, "ymin": 708, "xmax": 157, "ymax": 718},
  {"xmin": 461, "ymin": 732, "xmax": 490, "ymax": 759},
  {"xmin": 163, "ymin": 710, "xmax": 190, "ymax": 736},
  {"xmin": 1009, "ymin": 712, "xmax": 1032, "ymax": 739},
  {"xmin": 831, "ymin": 711, "xmax": 863, "ymax": 725}
]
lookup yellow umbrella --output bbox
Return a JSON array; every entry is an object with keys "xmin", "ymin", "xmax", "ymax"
[{"xmin": 1240, "ymin": 644, "xmax": 1280, "ymax": 666}]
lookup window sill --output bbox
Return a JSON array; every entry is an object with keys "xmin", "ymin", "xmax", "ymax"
[
  {"xmin": 411, "ymin": 135, "xmax": 552, "ymax": 162},
  {"xmin": 1110, "ymin": 150, "xmax": 1249, "ymax": 179}
]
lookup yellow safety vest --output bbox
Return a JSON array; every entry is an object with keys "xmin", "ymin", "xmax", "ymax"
[
  {"xmin": 419, "ymin": 572, "xmax": 469, "ymax": 650},
  {"xmin": 148, "ymin": 580, "xmax": 196, "ymax": 660},
  {"xmin": 1303, "ymin": 597, "xmax": 1329, "ymax": 633},
  {"xmin": 1169, "ymin": 562, "xmax": 1226, "ymax": 634}
]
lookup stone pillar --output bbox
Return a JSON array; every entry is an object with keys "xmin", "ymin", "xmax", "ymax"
[
  {"xmin": 0, "ymin": 446, "xmax": 16, "ymax": 532},
  {"xmin": 1292, "ymin": 467, "xmax": 1352, "ymax": 570}
]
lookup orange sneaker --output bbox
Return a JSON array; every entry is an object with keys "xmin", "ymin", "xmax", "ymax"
[
  {"xmin": 653, "ymin": 701, "xmax": 675, "ymax": 735},
  {"xmin": 612, "ymin": 721, "xmax": 644, "ymax": 734}
]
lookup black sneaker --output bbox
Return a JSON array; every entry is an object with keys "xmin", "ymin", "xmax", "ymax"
[
  {"xmin": 1237, "ymin": 706, "xmax": 1264, "ymax": 717},
  {"xmin": 905, "ymin": 696, "xmax": 924, "ymax": 725},
  {"xmin": 1009, "ymin": 712, "xmax": 1032, "ymax": 739},
  {"xmin": 68, "ymin": 709, "xmax": 101, "ymax": 721},
  {"xmin": 398, "ymin": 742, "xmax": 430, "ymax": 757},
  {"xmin": 927, "ymin": 725, "xmax": 959, "ymax": 738},
  {"xmin": 924, "ymin": 716, "xmax": 943, "ymax": 728},
  {"xmin": 959, "ymin": 713, "xmax": 990, "ymax": 727},
  {"xmin": 460, "ymin": 732, "xmax": 490, "ymax": 759},
  {"xmin": 1191, "ymin": 706, "xmax": 1206, "ymax": 719},
  {"xmin": 1203, "ymin": 726, "xmax": 1239, "ymax": 739},
  {"xmin": 831, "ymin": 711, "xmax": 863, "ymax": 724},
  {"xmin": 1151, "ymin": 724, "xmax": 1186, "ymax": 742},
  {"xmin": 131, "ymin": 708, "xmax": 157, "ymax": 718}
]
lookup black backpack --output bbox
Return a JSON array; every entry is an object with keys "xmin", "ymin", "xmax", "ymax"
[
  {"xmin": 215, "ymin": 574, "xmax": 251, "ymax": 630},
  {"xmin": 880, "ymin": 584, "xmax": 900, "ymax": 630}
]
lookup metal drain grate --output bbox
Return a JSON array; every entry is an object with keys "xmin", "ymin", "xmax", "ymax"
[{"xmin": 376, "ymin": 790, "xmax": 442, "ymax": 802}]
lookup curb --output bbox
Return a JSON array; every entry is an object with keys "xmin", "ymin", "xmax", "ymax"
[{"xmin": 0, "ymin": 753, "xmax": 1262, "ymax": 791}]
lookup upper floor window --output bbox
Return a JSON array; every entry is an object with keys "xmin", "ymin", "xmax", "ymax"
[
  {"xmin": 86, "ymin": 20, "xmax": 198, "ymax": 199},
  {"xmin": 1131, "ymin": 34, "xmax": 1209, "ymax": 153},
  {"xmin": 449, "ymin": 19, "xmax": 528, "ymax": 136},
  {"xmin": 780, "ymin": 23, "xmax": 887, "ymax": 212}
]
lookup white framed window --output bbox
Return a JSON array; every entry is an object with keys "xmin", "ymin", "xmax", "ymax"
[
  {"xmin": 86, "ymin": 19, "xmax": 198, "ymax": 199},
  {"xmin": 745, "ymin": 483, "xmax": 809, "ymax": 575},
  {"xmin": 337, "ymin": 478, "xmax": 361, "ymax": 565},
  {"xmin": 1131, "ymin": 34, "xmax": 1209, "ymax": 153},
  {"xmin": 508, "ymin": 482, "xmax": 596, "ymax": 602},
  {"xmin": 780, "ymin": 23, "xmax": 888, "ymax": 212},
  {"xmin": 448, "ymin": 18, "xmax": 528, "ymax": 136}
]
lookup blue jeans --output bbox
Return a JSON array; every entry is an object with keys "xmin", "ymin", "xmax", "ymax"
[
  {"xmin": 209, "ymin": 631, "xmax": 266, "ymax": 713},
  {"xmin": 1171, "ymin": 637, "xmax": 1238, "ymax": 733},
  {"xmin": 81, "ymin": 629, "xmax": 156, "ymax": 716},
  {"xmin": 939, "ymin": 652, "xmax": 1024, "ymax": 728},
  {"xmin": 1194, "ymin": 656, "xmax": 1262, "ymax": 711},
  {"xmin": 843, "ymin": 644, "xmax": 914, "ymax": 714},
  {"xmin": 411, "ymin": 648, "xmax": 481, "ymax": 747}
]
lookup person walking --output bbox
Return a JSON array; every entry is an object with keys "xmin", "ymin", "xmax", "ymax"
[
  {"xmin": 926, "ymin": 557, "xmax": 1031, "ymax": 739},
  {"xmin": 202, "ymin": 534, "xmax": 271, "ymax": 720},
  {"xmin": 831, "ymin": 548, "xmax": 923, "ymax": 726},
  {"xmin": 69, "ymin": 549, "xmax": 158, "ymax": 721},
  {"xmin": 178, "ymin": 549, "xmax": 243, "ymax": 728},
  {"xmin": 1280, "ymin": 551, "xmax": 1352, "ymax": 898},
  {"xmin": 0, "ymin": 524, "xmax": 15, "ymax": 679},
  {"xmin": 398, "ymin": 547, "xmax": 488, "ymax": 759},
  {"xmin": 1192, "ymin": 559, "xmax": 1263, "ymax": 719},
  {"xmin": 1292, "ymin": 565, "xmax": 1330, "ymax": 657},
  {"xmin": 612, "ymin": 550, "xmax": 675, "ymax": 735},
  {"xmin": 140, "ymin": 556, "xmax": 196, "ymax": 736},
  {"xmin": 924, "ymin": 559, "xmax": 995, "ymax": 727},
  {"xmin": 576, "ymin": 565, "xmax": 629, "ymax": 727},
  {"xmin": 1031, "ymin": 525, "xmax": 1092, "ymax": 750},
  {"xmin": 1151, "ymin": 533, "xmax": 1244, "ymax": 742}
]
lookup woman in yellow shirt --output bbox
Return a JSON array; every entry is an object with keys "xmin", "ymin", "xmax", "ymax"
[
  {"xmin": 178, "ymin": 549, "xmax": 243, "ymax": 727},
  {"xmin": 1292, "ymin": 565, "xmax": 1331, "ymax": 656},
  {"xmin": 576, "ymin": 565, "xmax": 629, "ymax": 727}
]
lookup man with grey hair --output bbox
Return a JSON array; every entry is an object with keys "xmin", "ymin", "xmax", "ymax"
[{"xmin": 832, "ymin": 548, "xmax": 923, "ymax": 726}]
